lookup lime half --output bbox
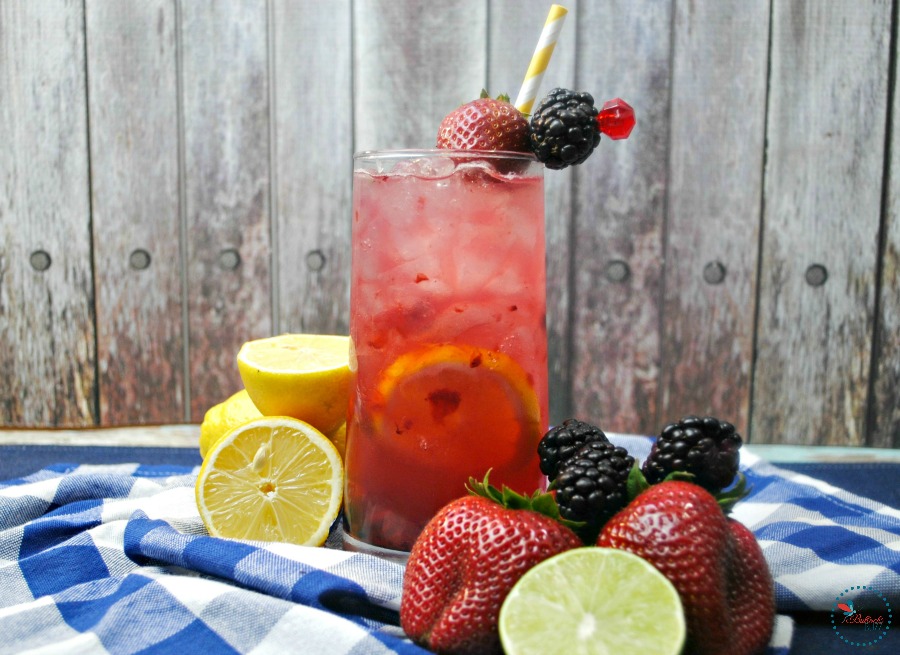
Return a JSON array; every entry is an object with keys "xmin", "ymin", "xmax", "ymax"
[{"xmin": 499, "ymin": 547, "xmax": 686, "ymax": 655}]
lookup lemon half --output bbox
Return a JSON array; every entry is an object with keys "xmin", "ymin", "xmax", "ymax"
[
  {"xmin": 195, "ymin": 416, "xmax": 343, "ymax": 546},
  {"xmin": 237, "ymin": 334, "xmax": 351, "ymax": 435}
]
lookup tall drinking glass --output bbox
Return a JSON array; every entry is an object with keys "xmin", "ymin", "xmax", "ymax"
[{"xmin": 344, "ymin": 150, "xmax": 547, "ymax": 557}]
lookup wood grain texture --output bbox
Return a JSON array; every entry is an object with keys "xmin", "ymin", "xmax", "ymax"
[
  {"xmin": 86, "ymin": 0, "xmax": 185, "ymax": 424},
  {"xmin": 181, "ymin": 0, "xmax": 271, "ymax": 418},
  {"xmin": 2, "ymin": 2, "xmax": 898, "ymax": 446},
  {"xmin": 488, "ymin": 0, "xmax": 577, "ymax": 426},
  {"xmin": 754, "ymin": 0, "xmax": 890, "ymax": 445},
  {"xmin": 660, "ymin": 0, "xmax": 770, "ymax": 437},
  {"xmin": 0, "ymin": 0, "xmax": 96, "ymax": 426},
  {"xmin": 570, "ymin": 0, "xmax": 672, "ymax": 436},
  {"xmin": 353, "ymin": 0, "xmax": 487, "ymax": 151},
  {"xmin": 272, "ymin": 0, "xmax": 352, "ymax": 335},
  {"xmin": 872, "ymin": 26, "xmax": 900, "ymax": 448}
]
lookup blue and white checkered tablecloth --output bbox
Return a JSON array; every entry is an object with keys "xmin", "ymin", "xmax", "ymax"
[{"xmin": 0, "ymin": 435, "xmax": 896, "ymax": 654}]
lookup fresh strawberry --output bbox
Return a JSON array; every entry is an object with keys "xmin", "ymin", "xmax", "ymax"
[
  {"xmin": 436, "ymin": 91, "xmax": 530, "ymax": 153},
  {"xmin": 400, "ymin": 474, "xmax": 582, "ymax": 655},
  {"xmin": 597, "ymin": 481, "xmax": 774, "ymax": 655}
]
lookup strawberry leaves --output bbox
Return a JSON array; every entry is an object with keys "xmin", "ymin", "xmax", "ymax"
[{"xmin": 467, "ymin": 470, "xmax": 584, "ymax": 531}]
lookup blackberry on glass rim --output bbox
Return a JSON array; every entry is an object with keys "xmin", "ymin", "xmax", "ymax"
[{"xmin": 528, "ymin": 88, "xmax": 601, "ymax": 170}]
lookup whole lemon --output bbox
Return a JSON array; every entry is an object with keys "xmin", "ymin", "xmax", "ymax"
[{"xmin": 199, "ymin": 389, "xmax": 263, "ymax": 457}]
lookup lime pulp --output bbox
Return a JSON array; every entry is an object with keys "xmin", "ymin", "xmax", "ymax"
[{"xmin": 498, "ymin": 547, "xmax": 686, "ymax": 655}]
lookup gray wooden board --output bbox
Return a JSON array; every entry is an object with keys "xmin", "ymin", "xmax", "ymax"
[
  {"xmin": 0, "ymin": 0, "xmax": 96, "ymax": 426},
  {"xmin": 661, "ymin": 0, "xmax": 770, "ymax": 437},
  {"xmin": 85, "ymin": 0, "xmax": 185, "ymax": 424},
  {"xmin": 181, "ymin": 0, "xmax": 272, "ymax": 419},
  {"xmin": 353, "ymin": 0, "xmax": 487, "ymax": 151},
  {"xmin": 273, "ymin": 0, "xmax": 352, "ymax": 336},
  {"xmin": 754, "ymin": 0, "xmax": 891, "ymax": 445},
  {"xmin": 570, "ymin": 0, "xmax": 672, "ymax": 436},
  {"xmin": 0, "ymin": 0, "xmax": 897, "ymax": 447},
  {"xmin": 875, "ymin": 12, "xmax": 900, "ymax": 449}
]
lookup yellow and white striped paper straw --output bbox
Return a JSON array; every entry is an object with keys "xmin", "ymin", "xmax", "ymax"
[{"xmin": 514, "ymin": 4, "xmax": 568, "ymax": 115}]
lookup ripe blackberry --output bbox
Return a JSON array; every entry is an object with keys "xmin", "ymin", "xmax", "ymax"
[
  {"xmin": 642, "ymin": 415, "xmax": 743, "ymax": 492},
  {"xmin": 555, "ymin": 440, "xmax": 634, "ymax": 541},
  {"xmin": 537, "ymin": 419, "xmax": 609, "ymax": 481},
  {"xmin": 529, "ymin": 88, "xmax": 601, "ymax": 169}
]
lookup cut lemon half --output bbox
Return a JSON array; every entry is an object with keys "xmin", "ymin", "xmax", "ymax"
[
  {"xmin": 195, "ymin": 416, "xmax": 343, "ymax": 546},
  {"xmin": 199, "ymin": 389, "xmax": 263, "ymax": 458},
  {"xmin": 499, "ymin": 548, "xmax": 686, "ymax": 655},
  {"xmin": 237, "ymin": 334, "xmax": 351, "ymax": 435},
  {"xmin": 372, "ymin": 344, "xmax": 542, "ymax": 465}
]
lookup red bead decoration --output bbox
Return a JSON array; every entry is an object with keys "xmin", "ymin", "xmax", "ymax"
[{"xmin": 596, "ymin": 98, "xmax": 635, "ymax": 140}]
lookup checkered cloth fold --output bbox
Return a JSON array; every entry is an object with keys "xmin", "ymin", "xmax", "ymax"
[{"xmin": 2, "ymin": 436, "xmax": 895, "ymax": 654}]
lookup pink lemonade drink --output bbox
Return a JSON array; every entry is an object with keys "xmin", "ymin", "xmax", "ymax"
[{"xmin": 343, "ymin": 150, "xmax": 548, "ymax": 555}]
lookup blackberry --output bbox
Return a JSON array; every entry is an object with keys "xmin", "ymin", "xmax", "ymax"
[
  {"xmin": 642, "ymin": 415, "xmax": 743, "ymax": 492},
  {"xmin": 537, "ymin": 419, "xmax": 609, "ymax": 481},
  {"xmin": 529, "ymin": 88, "xmax": 601, "ymax": 169},
  {"xmin": 555, "ymin": 440, "xmax": 634, "ymax": 540}
]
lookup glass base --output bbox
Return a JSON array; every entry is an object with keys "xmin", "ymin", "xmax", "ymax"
[{"xmin": 342, "ymin": 531, "xmax": 410, "ymax": 564}]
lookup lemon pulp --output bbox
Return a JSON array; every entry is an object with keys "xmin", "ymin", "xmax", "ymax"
[{"xmin": 195, "ymin": 416, "xmax": 343, "ymax": 546}]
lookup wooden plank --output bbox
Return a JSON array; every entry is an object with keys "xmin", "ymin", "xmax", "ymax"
[
  {"xmin": 660, "ymin": 0, "xmax": 770, "ymax": 437},
  {"xmin": 0, "ymin": 425, "xmax": 199, "ymax": 448},
  {"xmin": 353, "ymin": 0, "xmax": 487, "ymax": 151},
  {"xmin": 570, "ymin": 0, "xmax": 672, "ymax": 436},
  {"xmin": 873, "ymin": 22, "xmax": 900, "ymax": 448},
  {"xmin": 488, "ymin": 0, "xmax": 577, "ymax": 426},
  {"xmin": 181, "ymin": 0, "xmax": 271, "ymax": 418},
  {"xmin": 86, "ymin": 0, "xmax": 184, "ymax": 424},
  {"xmin": 746, "ymin": 443, "xmax": 900, "ymax": 464},
  {"xmin": 754, "ymin": 0, "xmax": 891, "ymax": 445},
  {"xmin": 0, "ymin": 0, "xmax": 96, "ymax": 427},
  {"xmin": 272, "ymin": 0, "xmax": 353, "ymax": 335}
]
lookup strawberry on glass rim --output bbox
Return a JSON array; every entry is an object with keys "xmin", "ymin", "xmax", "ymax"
[{"xmin": 437, "ymin": 90, "xmax": 531, "ymax": 153}]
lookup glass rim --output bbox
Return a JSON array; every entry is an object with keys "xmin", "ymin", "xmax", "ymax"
[{"xmin": 354, "ymin": 148, "xmax": 538, "ymax": 162}]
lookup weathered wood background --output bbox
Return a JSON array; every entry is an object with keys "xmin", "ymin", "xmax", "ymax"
[{"xmin": 1, "ymin": 0, "xmax": 898, "ymax": 447}]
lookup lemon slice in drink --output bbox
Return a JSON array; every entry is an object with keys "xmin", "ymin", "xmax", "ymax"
[
  {"xmin": 499, "ymin": 548, "xmax": 686, "ymax": 655},
  {"xmin": 195, "ymin": 416, "xmax": 343, "ymax": 546},
  {"xmin": 199, "ymin": 389, "xmax": 263, "ymax": 458},
  {"xmin": 373, "ymin": 344, "xmax": 541, "ymax": 464},
  {"xmin": 237, "ymin": 334, "xmax": 351, "ymax": 435}
]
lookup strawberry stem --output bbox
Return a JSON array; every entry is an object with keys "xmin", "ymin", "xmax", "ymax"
[{"xmin": 466, "ymin": 470, "xmax": 583, "ymax": 530}]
